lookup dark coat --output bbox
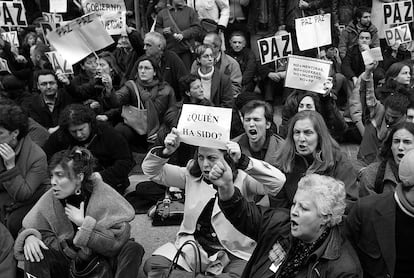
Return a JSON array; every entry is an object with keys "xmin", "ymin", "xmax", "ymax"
[
  {"xmin": 219, "ymin": 188, "xmax": 363, "ymax": 278},
  {"xmin": 271, "ymin": 151, "xmax": 358, "ymax": 213},
  {"xmin": 43, "ymin": 122, "xmax": 134, "ymax": 193},
  {"xmin": 344, "ymin": 193, "xmax": 396, "ymax": 278},
  {"xmin": 341, "ymin": 45, "xmax": 365, "ymax": 80},
  {"xmin": 226, "ymin": 47, "xmax": 257, "ymax": 92},
  {"xmin": 194, "ymin": 69, "xmax": 234, "ymax": 108}
]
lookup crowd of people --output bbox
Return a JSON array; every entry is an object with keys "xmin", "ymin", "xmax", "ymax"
[{"xmin": 0, "ymin": 0, "xmax": 414, "ymax": 277}]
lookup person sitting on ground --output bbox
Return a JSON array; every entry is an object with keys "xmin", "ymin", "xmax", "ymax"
[
  {"xmin": 142, "ymin": 128, "xmax": 286, "ymax": 278},
  {"xmin": 215, "ymin": 172, "xmax": 363, "ymax": 278},
  {"xmin": 0, "ymin": 222, "xmax": 15, "ymax": 278},
  {"xmin": 14, "ymin": 147, "xmax": 144, "ymax": 278},
  {"xmin": 43, "ymin": 104, "xmax": 134, "ymax": 194}
]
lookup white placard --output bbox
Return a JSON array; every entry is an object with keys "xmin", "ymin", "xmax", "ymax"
[
  {"xmin": 0, "ymin": 1, "xmax": 27, "ymax": 27},
  {"xmin": 384, "ymin": 23, "xmax": 412, "ymax": 46},
  {"xmin": 362, "ymin": 47, "xmax": 384, "ymax": 65},
  {"xmin": 81, "ymin": 0, "xmax": 126, "ymax": 35},
  {"xmin": 383, "ymin": 1, "xmax": 413, "ymax": 25},
  {"xmin": 285, "ymin": 55, "xmax": 332, "ymax": 94},
  {"xmin": 45, "ymin": 51, "xmax": 74, "ymax": 74},
  {"xmin": 49, "ymin": 0, "xmax": 67, "ymax": 13},
  {"xmin": 176, "ymin": 104, "xmax": 232, "ymax": 149},
  {"xmin": 42, "ymin": 12, "xmax": 64, "ymax": 23},
  {"xmin": 257, "ymin": 33, "xmax": 292, "ymax": 65},
  {"xmin": 1, "ymin": 31, "xmax": 19, "ymax": 47},
  {"xmin": 295, "ymin": 13, "xmax": 331, "ymax": 51}
]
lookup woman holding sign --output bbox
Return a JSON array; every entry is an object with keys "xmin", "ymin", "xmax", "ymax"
[{"xmin": 141, "ymin": 128, "xmax": 286, "ymax": 278}]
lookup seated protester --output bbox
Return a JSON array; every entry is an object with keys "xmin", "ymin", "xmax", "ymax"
[
  {"xmin": 358, "ymin": 61, "xmax": 409, "ymax": 166},
  {"xmin": 25, "ymin": 69, "xmax": 73, "ymax": 134},
  {"xmin": 0, "ymin": 222, "xmax": 15, "ymax": 278},
  {"xmin": 28, "ymin": 43, "xmax": 52, "ymax": 93},
  {"xmin": 375, "ymin": 62, "xmax": 411, "ymax": 104},
  {"xmin": 43, "ymin": 104, "xmax": 134, "ymax": 194},
  {"xmin": 14, "ymin": 148, "xmax": 144, "ymax": 278},
  {"xmin": 225, "ymin": 31, "xmax": 257, "ymax": 93},
  {"xmin": 216, "ymin": 173, "xmax": 363, "ymax": 278},
  {"xmin": 345, "ymin": 149, "xmax": 414, "ymax": 278},
  {"xmin": 0, "ymin": 103, "xmax": 49, "ymax": 238},
  {"xmin": 0, "ymin": 36, "xmax": 32, "ymax": 83},
  {"xmin": 359, "ymin": 122, "xmax": 414, "ymax": 196},
  {"xmin": 382, "ymin": 42, "xmax": 411, "ymax": 71},
  {"xmin": 20, "ymin": 32, "xmax": 40, "ymax": 62},
  {"xmin": 57, "ymin": 52, "xmax": 120, "ymax": 124},
  {"xmin": 272, "ymin": 111, "xmax": 358, "ymax": 212},
  {"xmin": 0, "ymin": 74, "xmax": 32, "ymax": 109},
  {"xmin": 142, "ymin": 129, "xmax": 286, "ymax": 278},
  {"xmin": 233, "ymin": 100, "xmax": 283, "ymax": 166},
  {"xmin": 279, "ymin": 86, "xmax": 348, "ymax": 142},
  {"xmin": 112, "ymin": 29, "xmax": 142, "ymax": 75},
  {"xmin": 115, "ymin": 55, "xmax": 176, "ymax": 151},
  {"xmin": 338, "ymin": 6, "xmax": 379, "ymax": 59},
  {"xmin": 191, "ymin": 32, "xmax": 243, "ymax": 98}
]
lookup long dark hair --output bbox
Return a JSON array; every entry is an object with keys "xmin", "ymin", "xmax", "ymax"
[{"xmin": 380, "ymin": 121, "xmax": 414, "ymax": 160}]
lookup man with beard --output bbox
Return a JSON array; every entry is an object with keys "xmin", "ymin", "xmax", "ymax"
[
  {"xmin": 345, "ymin": 149, "xmax": 414, "ymax": 278},
  {"xmin": 26, "ymin": 69, "xmax": 73, "ymax": 134}
]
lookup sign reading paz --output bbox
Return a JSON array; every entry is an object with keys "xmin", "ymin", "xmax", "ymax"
[
  {"xmin": 257, "ymin": 33, "xmax": 292, "ymax": 65},
  {"xmin": 285, "ymin": 55, "xmax": 332, "ymax": 94},
  {"xmin": 385, "ymin": 23, "xmax": 412, "ymax": 46},
  {"xmin": 383, "ymin": 1, "xmax": 413, "ymax": 25},
  {"xmin": 177, "ymin": 105, "xmax": 232, "ymax": 149},
  {"xmin": 0, "ymin": 1, "xmax": 27, "ymax": 27},
  {"xmin": 45, "ymin": 51, "xmax": 74, "ymax": 74},
  {"xmin": 295, "ymin": 13, "xmax": 331, "ymax": 51},
  {"xmin": 1, "ymin": 31, "xmax": 19, "ymax": 47}
]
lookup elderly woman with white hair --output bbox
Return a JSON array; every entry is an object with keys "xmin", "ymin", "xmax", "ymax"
[{"xmin": 213, "ymin": 168, "xmax": 363, "ymax": 278}]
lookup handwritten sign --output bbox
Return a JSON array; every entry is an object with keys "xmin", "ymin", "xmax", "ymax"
[
  {"xmin": 362, "ymin": 47, "xmax": 384, "ymax": 65},
  {"xmin": 295, "ymin": 13, "xmax": 331, "ymax": 51},
  {"xmin": 81, "ymin": 0, "xmax": 126, "ymax": 35},
  {"xmin": 383, "ymin": 1, "xmax": 413, "ymax": 25},
  {"xmin": 0, "ymin": 1, "xmax": 27, "ymax": 27},
  {"xmin": 1, "ymin": 31, "xmax": 19, "ymax": 47},
  {"xmin": 42, "ymin": 12, "xmax": 63, "ymax": 23},
  {"xmin": 49, "ymin": 0, "xmax": 67, "ymax": 13},
  {"xmin": 177, "ymin": 104, "xmax": 232, "ymax": 149},
  {"xmin": 45, "ymin": 51, "xmax": 74, "ymax": 74},
  {"xmin": 384, "ymin": 23, "xmax": 412, "ymax": 46},
  {"xmin": 47, "ymin": 13, "xmax": 114, "ymax": 65},
  {"xmin": 257, "ymin": 33, "xmax": 292, "ymax": 65},
  {"xmin": 285, "ymin": 55, "xmax": 332, "ymax": 94}
]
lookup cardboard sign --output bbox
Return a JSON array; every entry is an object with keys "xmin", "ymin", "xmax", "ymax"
[
  {"xmin": 45, "ymin": 51, "xmax": 74, "ymax": 74},
  {"xmin": 46, "ymin": 13, "xmax": 114, "ymax": 65},
  {"xmin": 177, "ymin": 104, "xmax": 232, "ymax": 149},
  {"xmin": 384, "ymin": 23, "xmax": 412, "ymax": 46},
  {"xmin": 81, "ymin": 0, "xmax": 126, "ymax": 35},
  {"xmin": 285, "ymin": 55, "xmax": 332, "ymax": 94},
  {"xmin": 49, "ymin": 0, "xmax": 67, "ymax": 13},
  {"xmin": 295, "ymin": 13, "xmax": 331, "ymax": 51},
  {"xmin": 257, "ymin": 33, "xmax": 292, "ymax": 65},
  {"xmin": 0, "ymin": 1, "xmax": 27, "ymax": 27},
  {"xmin": 361, "ymin": 47, "xmax": 384, "ymax": 65},
  {"xmin": 383, "ymin": 1, "xmax": 413, "ymax": 25},
  {"xmin": 1, "ymin": 31, "xmax": 19, "ymax": 47},
  {"xmin": 42, "ymin": 12, "xmax": 63, "ymax": 23},
  {"xmin": 0, "ymin": 57, "xmax": 11, "ymax": 73}
]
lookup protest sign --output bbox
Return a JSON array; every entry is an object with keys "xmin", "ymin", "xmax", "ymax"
[
  {"xmin": 1, "ymin": 31, "xmax": 19, "ymax": 47},
  {"xmin": 295, "ymin": 13, "xmax": 331, "ymax": 51},
  {"xmin": 384, "ymin": 23, "xmax": 412, "ymax": 46},
  {"xmin": 257, "ymin": 33, "xmax": 292, "ymax": 65},
  {"xmin": 361, "ymin": 47, "xmax": 384, "ymax": 65},
  {"xmin": 81, "ymin": 0, "xmax": 126, "ymax": 35},
  {"xmin": 46, "ymin": 13, "xmax": 114, "ymax": 65},
  {"xmin": 0, "ymin": 57, "xmax": 11, "ymax": 73},
  {"xmin": 46, "ymin": 51, "xmax": 74, "ymax": 74},
  {"xmin": 42, "ymin": 12, "xmax": 63, "ymax": 23},
  {"xmin": 49, "ymin": 0, "xmax": 67, "ymax": 13},
  {"xmin": 0, "ymin": 1, "xmax": 27, "ymax": 27},
  {"xmin": 285, "ymin": 55, "xmax": 332, "ymax": 94},
  {"xmin": 383, "ymin": 1, "xmax": 413, "ymax": 25},
  {"xmin": 177, "ymin": 104, "xmax": 232, "ymax": 149}
]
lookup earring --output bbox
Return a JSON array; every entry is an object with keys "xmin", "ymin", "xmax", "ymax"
[{"xmin": 75, "ymin": 188, "xmax": 81, "ymax": 195}]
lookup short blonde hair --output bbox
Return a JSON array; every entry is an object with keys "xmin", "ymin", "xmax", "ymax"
[{"xmin": 297, "ymin": 174, "xmax": 346, "ymax": 226}]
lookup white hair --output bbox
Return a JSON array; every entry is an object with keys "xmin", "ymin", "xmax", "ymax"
[{"xmin": 297, "ymin": 174, "xmax": 346, "ymax": 226}]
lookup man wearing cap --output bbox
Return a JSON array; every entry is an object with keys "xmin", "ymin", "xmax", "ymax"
[{"xmin": 345, "ymin": 149, "xmax": 414, "ymax": 278}]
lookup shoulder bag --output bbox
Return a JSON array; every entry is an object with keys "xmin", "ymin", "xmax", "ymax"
[
  {"xmin": 121, "ymin": 80, "xmax": 148, "ymax": 135},
  {"xmin": 166, "ymin": 8, "xmax": 195, "ymax": 53},
  {"xmin": 165, "ymin": 240, "xmax": 202, "ymax": 278},
  {"xmin": 69, "ymin": 255, "xmax": 113, "ymax": 278}
]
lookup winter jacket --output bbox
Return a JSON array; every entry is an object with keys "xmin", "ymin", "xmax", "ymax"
[
  {"xmin": 43, "ymin": 122, "xmax": 134, "ymax": 192},
  {"xmin": 225, "ymin": 47, "xmax": 257, "ymax": 92},
  {"xmin": 219, "ymin": 187, "xmax": 363, "ymax": 278},
  {"xmin": 0, "ymin": 136, "xmax": 49, "ymax": 224},
  {"xmin": 358, "ymin": 161, "xmax": 398, "ymax": 197},
  {"xmin": 338, "ymin": 22, "xmax": 380, "ymax": 59},
  {"xmin": 142, "ymin": 147, "xmax": 286, "ymax": 262},
  {"xmin": 14, "ymin": 175, "xmax": 135, "ymax": 260}
]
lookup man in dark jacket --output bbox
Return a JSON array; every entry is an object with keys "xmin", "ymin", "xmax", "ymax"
[{"xmin": 43, "ymin": 104, "xmax": 134, "ymax": 194}]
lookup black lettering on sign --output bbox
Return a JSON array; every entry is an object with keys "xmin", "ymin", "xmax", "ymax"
[
  {"xmin": 384, "ymin": 4, "xmax": 392, "ymax": 25},
  {"xmin": 394, "ymin": 3, "xmax": 402, "ymax": 23},
  {"xmin": 282, "ymin": 34, "xmax": 291, "ymax": 57},
  {"xmin": 14, "ymin": 2, "xmax": 25, "ymax": 26},
  {"xmin": 401, "ymin": 24, "xmax": 410, "ymax": 41},
  {"xmin": 405, "ymin": 1, "xmax": 413, "ymax": 22},
  {"xmin": 271, "ymin": 37, "xmax": 279, "ymax": 60},
  {"xmin": 3, "ymin": 3, "xmax": 14, "ymax": 25},
  {"xmin": 258, "ymin": 40, "xmax": 269, "ymax": 64}
]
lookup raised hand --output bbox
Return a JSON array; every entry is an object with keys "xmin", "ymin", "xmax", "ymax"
[
  {"xmin": 226, "ymin": 141, "xmax": 241, "ymax": 164},
  {"xmin": 209, "ymin": 159, "xmax": 235, "ymax": 201},
  {"xmin": 163, "ymin": 128, "xmax": 180, "ymax": 156},
  {"xmin": 65, "ymin": 201, "xmax": 85, "ymax": 227}
]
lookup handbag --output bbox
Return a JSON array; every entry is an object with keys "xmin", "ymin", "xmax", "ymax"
[
  {"xmin": 121, "ymin": 80, "xmax": 147, "ymax": 135},
  {"xmin": 150, "ymin": 190, "xmax": 184, "ymax": 226},
  {"xmin": 165, "ymin": 240, "xmax": 202, "ymax": 278},
  {"xmin": 200, "ymin": 18, "xmax": 218, "ymax": 33},
  {"xmin": 69, "ymin": 255, "xmax": 113, "ymax": 278}
]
